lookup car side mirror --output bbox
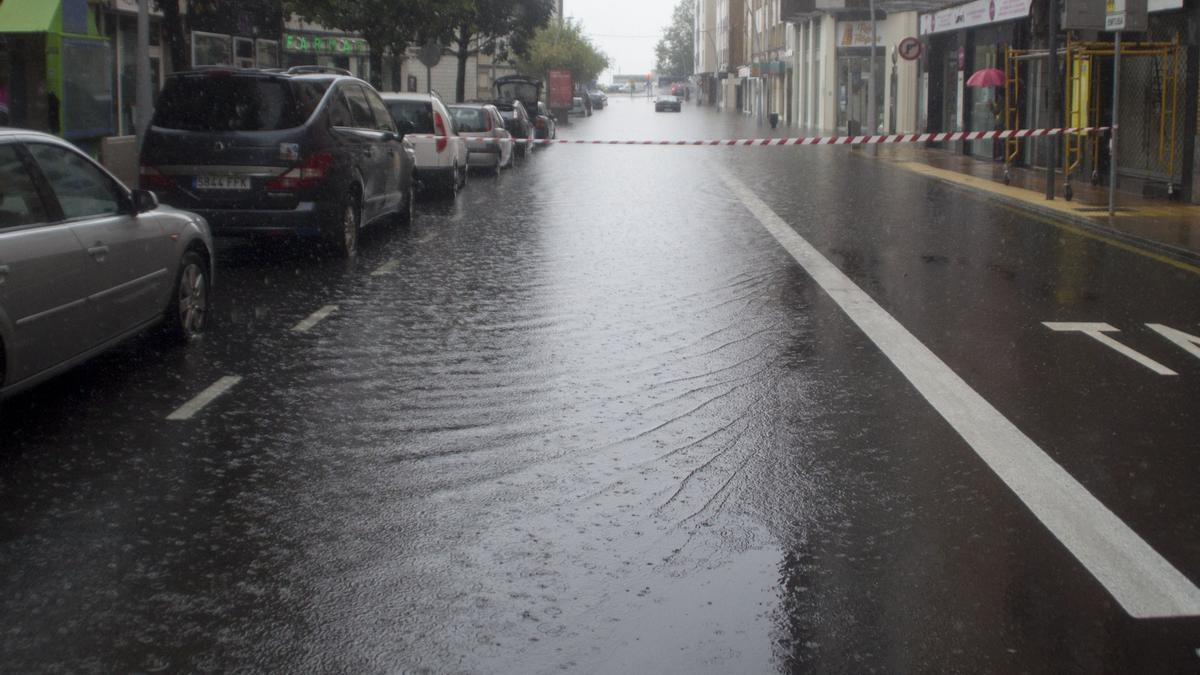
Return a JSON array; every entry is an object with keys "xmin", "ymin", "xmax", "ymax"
[
  {"xmin": 381, "ymin": 130, "xmax": 398, "ymax": 142},
  {"xmin": 131, "ymin": 188, "xmax": 158, "ymax": 214},
  {"xmin": 397, "ymin": 120, "xmax": 416, "ymax": 138}
]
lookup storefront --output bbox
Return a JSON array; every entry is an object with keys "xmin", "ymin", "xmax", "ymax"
[
  {"xmin": 919, "ymin": 0, "xmax": 1031, "ymax": 157},
  {"xmin": 835, "ymin": 19, "xmax": 884, "ymax": 136},
  {"xmin": 282, "ymin": 30, "xmax": 371, "ymax": 80},
  {"xmin": 98, "ymin": 0, "xmax": 166, "ymax": 137},
  {"xmin": 187, "ymin": 1, "xmax": 281, "ymax": 69},
  {"xmin": 0, "ymin": 0, "xmax": 114, "ymax": 152}
]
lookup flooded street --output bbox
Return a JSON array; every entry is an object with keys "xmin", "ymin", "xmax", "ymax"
[{"xmin": 1, "ymin": 97, "xmax": 1199, "ymax": 673}]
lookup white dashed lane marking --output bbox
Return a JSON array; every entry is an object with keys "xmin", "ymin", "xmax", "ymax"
[
  {"xmin": 718, "ymin": 167, "xmax": 1200, "ymax": 619},
  {"xmin": 371, "ymin": 259, "xmax": 400, "ymax": 276},
  {"xmin": 166, "ymin": 376, "xmax": 242, "ymax": 421},
  {"xmin": 291, "ymin": 304, "xmax": 338, "ymax": 333}
]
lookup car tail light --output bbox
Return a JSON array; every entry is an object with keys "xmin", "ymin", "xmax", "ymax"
[
  {"xmin": 535, "ymin": 117, "xmax": 546, "ymax": 129},
  {"xmin": 434, "ymin": 113, "xmax": 448, "ymax": 152},
  {"xmin": 139, "ymin": 165, "xmax": 174, "ymax": 192},
  {"xmin": 266, "ymin": 151, "xmax": 333, "ymax": 190},
  {"xmin": 482, "ymin": 113, "xmax": 493, "ymax": 132}
]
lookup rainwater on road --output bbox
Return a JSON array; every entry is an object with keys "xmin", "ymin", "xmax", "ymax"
[{"xmin": 1, "ymin": 95, "xmax": 1199, "ymax": 673}]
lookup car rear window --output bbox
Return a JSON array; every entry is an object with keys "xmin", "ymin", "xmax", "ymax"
[
  {"xmin": 495, "ymin": 82, "xmax": 539, "ymax": 107},
  {"xmin": 449, "ymin": 108, "xmax": 489, "ymax": 132},
  {"xmin": 386, "ymin": 100, "xmax": 435, "ymax": 134},
  {"xmin": 153, "ymin": 75, "xmax": 327, "ymax": 131}
]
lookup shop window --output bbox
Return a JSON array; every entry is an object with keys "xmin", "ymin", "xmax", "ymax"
[
  {"xmin": 256, "ymin": 40, "xmax": 279, "ymax": 69},
  {"xmin": 234, "ymin": 37, "xmax": 255, "ymax": 69},
  {"xmin": 62, "ymin": 38, "xmax": 115, "ymax": 139},
  {"xmin": 192, "ymin": 31, "xmax": 231, "ymax": 67}
]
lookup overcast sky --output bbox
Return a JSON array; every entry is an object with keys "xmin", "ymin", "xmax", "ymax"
[{"xmin": 564, "ymin": 0, "xmax": 678, "ymax": 81}]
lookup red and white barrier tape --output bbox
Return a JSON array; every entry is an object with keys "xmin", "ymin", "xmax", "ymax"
[{"xmin": 417, "ymin": 127, "xmax": 1109, "ymax": 146}]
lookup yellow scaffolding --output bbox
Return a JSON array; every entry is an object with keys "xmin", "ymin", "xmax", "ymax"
[{"xmin": 1003, "ymin": 34, "xmax": 1182, "ymax": 199}]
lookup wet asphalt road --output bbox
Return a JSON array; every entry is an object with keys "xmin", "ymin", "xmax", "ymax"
[{"xmin": 2, "ymin": 96, "xmax": 1200, "ymax": 673}]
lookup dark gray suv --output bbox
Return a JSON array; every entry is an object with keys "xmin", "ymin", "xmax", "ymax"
[{"xmin": 140, "ymin": 67, "xmax": 416, "ymax": 257}]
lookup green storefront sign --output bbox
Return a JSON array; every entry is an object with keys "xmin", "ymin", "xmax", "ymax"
[{"xmin": 284, "ymin": 34, "xmax": 369, "ymax": 56}]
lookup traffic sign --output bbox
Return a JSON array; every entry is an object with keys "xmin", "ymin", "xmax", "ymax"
[
  {"xmin": 417, "ymin": 40, "xmax": 443, "ymax": 69},
  {"xmin": 898, "ymin": 37, "xmax": 923, "ymax": 61}
]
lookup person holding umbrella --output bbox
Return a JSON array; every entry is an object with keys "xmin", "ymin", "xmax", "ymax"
[{"xmin": 967, "ymin": 66, "xmax": 1006, "ymax": 160}]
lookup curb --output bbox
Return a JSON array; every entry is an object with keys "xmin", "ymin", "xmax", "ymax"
[{"xmin": 888, "ymin": 159, "xmax": 1200, "ymax": 269}]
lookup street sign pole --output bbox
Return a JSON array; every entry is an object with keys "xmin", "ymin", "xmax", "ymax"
[
  {"xmin": 867, "ymin": 0, "xmax": 878, "ymax": 153},
  {"xmin": 1109, "ymin": 30, "xmax": 1121, "ymax": 216},
  {"xmin": 1045, "ymin": 0, "xmax": 1059, "ymax": 200}
]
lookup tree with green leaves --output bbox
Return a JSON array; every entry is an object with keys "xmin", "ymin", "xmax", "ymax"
[
  {"xmin": 654, "ymin": 0, "xmax": 694, "ymax": 77},
  {"xmin": 442, "ymin": 0, "xmax": 555, "ymax": 102},
  {"xmin": 516, "ymin": 19, "xmax": 609, "ymax": 87}
]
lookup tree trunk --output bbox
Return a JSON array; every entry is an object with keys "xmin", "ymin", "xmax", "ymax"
[
  {"xmin": 155, "ymin": 0, "xmax": 188, "ymax": 71},
  {"xmin": 455, "ymin": 25, "xmax": 471, "ymax": 103}
]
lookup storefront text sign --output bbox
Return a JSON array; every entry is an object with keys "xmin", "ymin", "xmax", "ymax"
[
  {"xmin": 920, "ymin": 0, "xmax": 1179, "ymax": 34},
  {"xmin": 837, "ymin": 22, "xmax": 883, "ymax": 48},
  {"xmin": 919, "ymin": 0, "xmax": 1032, "ymax": 36},
  {"xmin": 284, "ymin": 34, "xmax": 369, "ymax": 56}
]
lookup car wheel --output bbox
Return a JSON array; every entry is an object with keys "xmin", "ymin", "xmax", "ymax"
[
  {"xmin": 164, "ymin": 250, "xmax": 209, "ymax": 342},
  {"xmin": 332, "ymin": 193, "xmax": 360, "ymax": 257}
]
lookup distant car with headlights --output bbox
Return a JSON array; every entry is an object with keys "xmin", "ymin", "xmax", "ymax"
[
  {"xmin": 447, "ymin": 103, "xmax": 514, "ymax": 174},
  {"xmin": 655, "ymin": 95, "xmax": 682, "ymax": 113},
  {"xmin": 0, "ymin": 129, "xmax": 213, "ymax": 400},
  {"xmin": 587, "ymin": 90, "xmax": 607, "ymax": 109},
  {"xmin": 568, "ymin": 97, "xmax": 587, "ymax": 117}
]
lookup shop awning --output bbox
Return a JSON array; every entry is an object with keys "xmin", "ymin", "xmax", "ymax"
[{"xmin": 0, "ymin": 0, "xmax": 59, "ymax": 33}]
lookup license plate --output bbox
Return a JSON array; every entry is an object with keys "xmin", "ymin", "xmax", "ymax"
[{"xmin": 195, "ymin": 175, "xmax": 251, "ymax": 190}]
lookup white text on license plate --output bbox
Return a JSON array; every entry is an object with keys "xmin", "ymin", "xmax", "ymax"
[{"xmin": 195, "ymin": 175, "xmax": 250, "ymax": 190}]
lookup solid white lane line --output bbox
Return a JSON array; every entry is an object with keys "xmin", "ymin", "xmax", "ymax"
[
  {"xmin": 291, "ymin": 304, "xmax": 338, "ymax": 333},
  {"xmin": 166, "ymin": 376, "xmax": 242, "ymax": 421},
  {"xmin": 718, "ymin": 168, "xmax": 1200, "ymax": 619},
  {"xmin": 1044, "ymin": 322, "xmax": 1177, "ymax": 375},
  {"xmin": 371, "ymin": 259, "xmax": 400, "ymax": 276}
]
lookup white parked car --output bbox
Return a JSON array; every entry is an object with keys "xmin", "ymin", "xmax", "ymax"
[
  {"xmin": 447, "ymin": 103, "xmax": 514, "ymax": 174},
  {"xmin": 380, "ymin": 92, "xmax": 468, "ymax": 198}
]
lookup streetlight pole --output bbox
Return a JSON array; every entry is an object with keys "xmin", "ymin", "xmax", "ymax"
[{"xmin": 867, "ymin": 0, "xmax": 877, "ymax": 142}]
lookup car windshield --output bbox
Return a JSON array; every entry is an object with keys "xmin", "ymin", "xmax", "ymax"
[
  {"xmin": 449, "ymin": 108, "xmax": 489, "ymax": 132},
  {"xmin": 495, "ymin": 81, "xmax": 539, "ymax": 106},
  {"xmin": 385, "ymin": 100, "xmax": 435, "ymax": 134},
  {"xmin": 153, "ymin": 75, "xmax": 318, "ymax": 131}
]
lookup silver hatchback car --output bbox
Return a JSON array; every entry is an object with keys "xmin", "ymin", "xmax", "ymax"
[{"xmin": 0, "ymin": 129, "xmax": 214, "ymax": 399}]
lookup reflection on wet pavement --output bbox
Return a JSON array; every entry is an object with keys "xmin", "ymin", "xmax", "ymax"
[{"xmin": 1, "ymin": 97, "xmax": 1198, "ymax": 673}]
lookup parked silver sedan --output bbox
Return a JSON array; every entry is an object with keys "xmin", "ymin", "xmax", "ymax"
[
  {"xmin": 447, "ymin": 103, "xmax": 514, "ymax": 174},
  {"xmin": 0, "ymin": 129, "xmax": 213, "ymax": 399}
]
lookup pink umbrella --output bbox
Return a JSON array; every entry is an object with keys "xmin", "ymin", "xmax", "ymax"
[{"xmin": 966, "ymin": 68, "xmax": 1006, "ymax": 88}]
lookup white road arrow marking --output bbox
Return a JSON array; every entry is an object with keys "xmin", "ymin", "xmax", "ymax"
[
  {"xmin": 1044, "ymin": 322, "xmax": 1177, "ymax": 375},
  {"xmin": 1146, "ymin": 323, "xmax": 1200, "ymax": 361},
  {"xmin": 720, "ymin": 168, "xmax": 1200, "ymax": 619}
]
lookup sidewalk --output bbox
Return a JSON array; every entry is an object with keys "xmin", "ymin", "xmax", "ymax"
[{"xmin": 869, "ymin": 144, "xmax": 1200, "ymax": 267}]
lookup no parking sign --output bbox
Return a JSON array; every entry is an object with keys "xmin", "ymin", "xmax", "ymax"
[{"xmin": 898, "ymin": 37, "xmax": 923, "ymax": 61}]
